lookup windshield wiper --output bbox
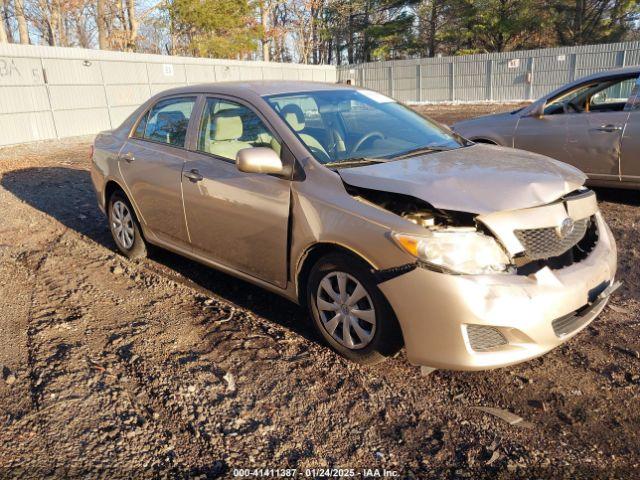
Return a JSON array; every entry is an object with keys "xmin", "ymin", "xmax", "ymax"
[
  {"xmin": 324, "ymin": 157, "xmax": 387, "ymax": 168},
  {"xmin": 390, "ymin": 145, "xmax": 455, "ymax": 160}
]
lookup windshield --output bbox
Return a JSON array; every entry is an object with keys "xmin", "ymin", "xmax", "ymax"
[{"xmin": 265, "ymin": 89, "xmax": 465, "ymax": 165}]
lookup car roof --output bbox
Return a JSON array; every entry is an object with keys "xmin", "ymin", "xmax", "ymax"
[
  {"xmin": 529, "ymin": 65, "xmax": 640, "ymax": 106},
  {"xmin": 576, "ymin": 66, "xmax": 640, "ymax": 83},
  {"xmin": 154, "ymin": 80, "xmax": 356, "ymax": 98}
]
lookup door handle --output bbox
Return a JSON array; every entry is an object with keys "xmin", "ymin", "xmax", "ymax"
[
  {"xmin": 183, "ymin": 169, "xmax": 203, "ymax": 182},
  {"xmin": 119, "ymin": 152, "xmax": 135, "ymax": 163},
  {"xmin": 593, "ymin": 124, "xmax": 623, "ymax": 133}
]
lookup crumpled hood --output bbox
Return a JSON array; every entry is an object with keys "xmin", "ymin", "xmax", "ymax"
[{"xmin": 338, "ymin": 144, "xmax": 587, "ymax": 215}]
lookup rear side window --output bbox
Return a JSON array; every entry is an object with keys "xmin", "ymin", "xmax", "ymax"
[{"xmin": 135, "ymin": 96, "xmax": 196, "ymax": 148}]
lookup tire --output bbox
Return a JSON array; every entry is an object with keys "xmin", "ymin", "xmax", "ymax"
[
  {"xmin": 306, "ymin": 253, "xmax": 403, "ymax": 365},
  {"xmin": 108, "ymin": 190, "xmax": 147, "ymax": 259}
]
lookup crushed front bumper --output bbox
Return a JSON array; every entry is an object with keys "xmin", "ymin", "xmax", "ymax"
[{"xmin": 379, "ymin": 213, "xmax": 617, "ymax": 370}]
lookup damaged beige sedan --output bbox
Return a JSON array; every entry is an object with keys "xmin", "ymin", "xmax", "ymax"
[{"xmin": 91, "ymin": 81, "xmax": 618, "ymax": 371}]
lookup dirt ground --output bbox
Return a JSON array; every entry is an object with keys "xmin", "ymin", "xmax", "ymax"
[
  {"xmin": 414, "ymin": 102, "xmax": 531, "ymax": 125},
  {"xmin": 0, "ymin": 104, "xmax": 638, "ymax": 479}
]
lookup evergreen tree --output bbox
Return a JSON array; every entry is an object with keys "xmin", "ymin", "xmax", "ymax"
[
  {"xmin": 550, "ymin": 0, "xmax": 640, "ymax": 46},
  {"xmin": 169, "ymin": 0, "xmax": 259, "ymax": 58}
]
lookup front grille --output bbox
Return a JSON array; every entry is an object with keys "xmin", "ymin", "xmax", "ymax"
[
  {"xmin": 514, "ymin": 218, "xmax": 590, "ymax": 260},
  {"xmin": 466, "ymin": 325, "xmax": 508, "ymax": 351}
]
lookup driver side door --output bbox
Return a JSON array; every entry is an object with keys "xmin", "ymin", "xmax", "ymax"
[
  {"xmin": 515, "ymin": 75, "xmax": 636, "ymax": 178},
  {"xmin": 514, "ymin": 82, "xmax": 595, "ymax": 169},
  {"xmin": 181, "ymin": 96, "xmax": 291, "ymax": 288},
  {"xmin": 514, "ymin": 109, "xmax": 571, "ymax": 164},
  {"xmin": 566, "ymin": 75, "xmax": 637, "ymax": 178}
]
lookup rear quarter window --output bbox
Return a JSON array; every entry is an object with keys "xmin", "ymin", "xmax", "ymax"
[{"xmin": 133, "ymin": 96, "xmax": 196, "ymax": 148}]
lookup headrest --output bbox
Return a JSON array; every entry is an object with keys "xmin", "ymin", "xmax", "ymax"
[
  {"xmin": 280, "ymin": 104, "xmax": 305, "ymax": 132},
  {"xmin": 157, "ymin": 111, "xmax": 186, "ymax": 129},
  {"xmin": 212, "ymin": 111, "xmax": 243, "ymax": 141}
]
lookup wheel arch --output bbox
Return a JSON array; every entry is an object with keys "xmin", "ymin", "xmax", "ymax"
[
  {"xmin": 470, "ymin": 137, "xmax": 499, "ymax": 145},
  {"xmin": 104, "ymin": 179, "xmax": 125, "ymax": 207},
  {"xmin": 103, "ymin": 179, "xmax": 149, "ymax": 241},
  {"xmin": 295, "ymin": 242, "xmax": 377, "ymax": 306}
]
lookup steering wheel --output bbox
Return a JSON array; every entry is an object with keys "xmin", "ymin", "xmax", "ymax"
[
  {"xmin": 325, "ymin": 128, "xmax": 346, "ymax": 157},
  {"xmin": 351, "ymin": 131, "xmax": 385, "ymax": 154},
  {"xmin": 308, "ymin": 145, "xmax": 331, "ymax": 163},
  {"xmin": 563, "ymin": 100, "xmax": 581, "ymax": 114}
]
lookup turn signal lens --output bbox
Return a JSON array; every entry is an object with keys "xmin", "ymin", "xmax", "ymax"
[{"xmin": 394, "ymin": 234, "xmax": 420, "ymax": 257}]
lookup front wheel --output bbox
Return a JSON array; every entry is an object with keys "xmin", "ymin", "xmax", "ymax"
[{"xmin": 306, "ymin": 253, "xmax": 403, "ymax": 365}]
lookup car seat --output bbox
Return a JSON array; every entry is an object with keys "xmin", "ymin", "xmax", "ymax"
[
  {"xmin": 280, "ymin": 104, "xmax": 330, "ymax": 159},
  {"xmin": 207, "ymin": 109, "xmax": 253, "ymax": 159}
]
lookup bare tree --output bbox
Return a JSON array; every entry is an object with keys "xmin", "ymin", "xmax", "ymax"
[
  {"xmin": 0, "ymin": 2, "xmax": 8, "ymax": 42},
  {"xmin": 97, "ymin": 0, "xmax": 108, "ymax": 48},
  {"xmin": 98, "ymin": 0, "xmax": 140, "ymax": 50},
  {"xmin": 35, "ymin": 0, "xmax": 57, "ymax": 45},
  {"xmin": 288, "ymin": 0, "xmax": 325, "ymax": 63},
  {"xmin": 259, "ymin": 0, "xmax": 270, "ymax": 61},
  {"xmin": 72, "ymin": 2, "xmax": 92, "ymax": 47},
  {"xmin": 14, "ymin": 0, "xmax": 29, "ymax": 42},
  {"xmin": 126, "ymin": 0, "xmax": 137, "ymax": 49}
]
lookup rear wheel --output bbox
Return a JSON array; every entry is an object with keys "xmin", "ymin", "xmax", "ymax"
[
  {"xmin": 306, "ymin": 253, "xmax": 403, "ymax": 365},
  {"xmin": 108, "ymin": 190, "xmax": 147, "ymax": 259}
]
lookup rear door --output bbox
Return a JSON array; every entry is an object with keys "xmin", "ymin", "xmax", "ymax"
[
  {"xmin": 119, "ymin": 95, "xmax": 197, "ymax": 247},
  {"xmin": 181, "ymin": 96, "xmax": 291, "ymax": 287}
]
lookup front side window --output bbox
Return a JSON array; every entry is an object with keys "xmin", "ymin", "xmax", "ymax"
[
  {"xmin": 266, "ymin": 89, "xmax": 464, "ymax": 166},
  {"xmin": 197, "ymin": 98, "xmax": 280, "ymax": 161},
  {"xmin": 544, "ymin": 75, "xmax": 639, "ymax": 115},
  {"xmin": 544, "ymin": 84, "xmax": 594, "ymax": 115},
  {"xmin": 138, "ymin": 96, "xmax": 196, "ymax": 148}
]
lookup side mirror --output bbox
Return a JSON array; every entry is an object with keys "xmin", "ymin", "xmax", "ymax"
[
  {"xmin": 527, "ymin": 102, "xmax": 545, "ymax": 118},
  {"xmin": 236, "ymin": 147, "xmax": 284, "ymax": 175}
]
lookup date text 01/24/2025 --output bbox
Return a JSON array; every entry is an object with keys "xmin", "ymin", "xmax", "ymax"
[{"xmin": 232, "ymin": 468, "xmax": 400, "ymax": 477}]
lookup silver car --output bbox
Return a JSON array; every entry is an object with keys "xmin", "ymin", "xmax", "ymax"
[
  {"xmin": 452, "ymin": 67, "xmax": 640, "ymax": 189},
  {"xmin": 91, "ymin": 81, "xmax": 618, "ymax": 371}
]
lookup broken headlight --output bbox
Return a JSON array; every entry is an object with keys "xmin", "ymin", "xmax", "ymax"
[{"xmin": 392, "ymin": 228, "xmax": 512, "ymax": 275}]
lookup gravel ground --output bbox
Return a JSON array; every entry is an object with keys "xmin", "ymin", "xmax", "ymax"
[
  {"xmin": 0, "ymin": 104, "xmax": 638, "ymax": 479},
  {"xmin": 414, "ymin": 102, "xmax": 531, "ymax": 124}
]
